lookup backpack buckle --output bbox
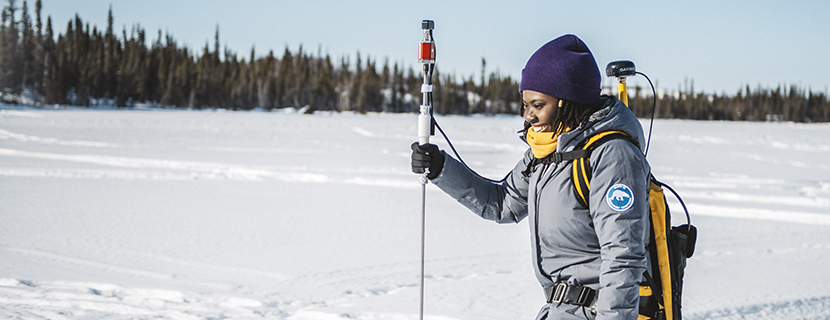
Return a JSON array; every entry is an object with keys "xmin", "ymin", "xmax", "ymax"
[
  {"xmin": 550, "ymin": 282, "xmax": 568, "ymax": 303},
  {"xmin": 576, "ymin": 286, "xmax": 594, "ymax": 305}
]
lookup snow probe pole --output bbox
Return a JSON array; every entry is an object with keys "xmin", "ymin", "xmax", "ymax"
[{"xmin": 416, "ymin": 19, "xmax": 435, "ymax": 320}]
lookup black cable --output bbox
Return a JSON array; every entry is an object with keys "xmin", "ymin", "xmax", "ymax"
[
  {"xmin": 426, "ymin": 34, "xmax": 510, "ymax": 183},
  {"xmin": 429, "ymin": 73, "xmax": 656, "ymax": 184},
  {"xmin": 656, "ymin": 178, "xmax": 691, "ymax": 224},
  {"xmin": 432, "ymin": 117, "xmax": 509, "ymax": 184},
  {"xmin": 429, "ymin": 71, "xmax": 656, "ymax": 184},
  {"xmin": 423, "ymin": 30, "xmax": 507, "ymax": 184},
  {"xmin": 636, "ymin": 71, "xmax": 657, "ymax": 158}
]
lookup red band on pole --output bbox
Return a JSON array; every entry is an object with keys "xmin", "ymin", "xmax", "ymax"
[{"xmin": 418, "ymin": 42, "xmax": 435, "ymax": 63}]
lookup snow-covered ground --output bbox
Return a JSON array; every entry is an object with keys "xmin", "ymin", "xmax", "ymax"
[{"xmin": 1, "ymin": 105, "xmax": 829, "ymax": 319}]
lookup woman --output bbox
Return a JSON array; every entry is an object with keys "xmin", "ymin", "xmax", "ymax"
[{"xmin": 411, "ymin": 34, "xmax": 650, "ymax": 320}]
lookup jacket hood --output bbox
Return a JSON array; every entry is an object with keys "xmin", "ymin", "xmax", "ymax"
[{"xmin": 555, "ymin": 95, "xmax": 646, "ymax": 153}]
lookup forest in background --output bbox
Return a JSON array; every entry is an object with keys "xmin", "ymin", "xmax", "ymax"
[{"xmin": 1, "ymin": 0, "xmax": 828, "ymax": 122}]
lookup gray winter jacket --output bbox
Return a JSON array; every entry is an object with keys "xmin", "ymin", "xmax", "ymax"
[{"xmin": 431, "ymin": 96, "xmax": 650, "ymax": 320}]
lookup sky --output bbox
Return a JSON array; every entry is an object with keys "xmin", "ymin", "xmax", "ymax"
[{"xmin": 37, "ymin": 0, "xmax": 830, "ymax": 95}]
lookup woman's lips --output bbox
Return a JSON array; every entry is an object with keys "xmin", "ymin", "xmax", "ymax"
[{"xmin": 532, "ymin": 124, "xmax": 550, "ymax": 133}]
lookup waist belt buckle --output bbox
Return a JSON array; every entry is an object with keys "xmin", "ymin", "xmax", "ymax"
[
  {"xmin": 576, "ymin": 286, "xmax": 593, "ymax": 305},
  {"xmin": 551, "ymin": 282, "xmax": 568, "ymax": 304}
]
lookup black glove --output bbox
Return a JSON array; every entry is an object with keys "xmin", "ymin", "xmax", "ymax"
[{"xmin": 411, "ymin": 142, "xmax": 445, "ymax": 179}]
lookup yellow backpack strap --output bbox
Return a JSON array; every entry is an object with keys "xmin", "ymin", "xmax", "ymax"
[
  {"xmin": 572, "ymin": 130, "xmax": 639, "ymax": 208},
  {"xmin": 648, "ymin": 179, "xmax": 674, "ymax": 320}
]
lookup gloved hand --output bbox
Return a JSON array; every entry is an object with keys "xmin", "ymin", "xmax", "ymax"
[{"xmin": 411, "ymin": 142, "xmax": 445, "ymax": 179}]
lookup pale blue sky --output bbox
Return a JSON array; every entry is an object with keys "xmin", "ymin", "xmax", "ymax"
[{"xmin": 39, "ymin": 0, "xmax": 830, "ymax": 94}]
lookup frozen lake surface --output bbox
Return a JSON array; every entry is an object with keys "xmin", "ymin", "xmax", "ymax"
[{"xmin": 1, "ymin": 106, "xmax": 829, "ymax": 319}]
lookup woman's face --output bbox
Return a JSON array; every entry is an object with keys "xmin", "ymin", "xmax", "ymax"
[{"xmin": 522, "ymin": 90, "xmax": 560, "ymax": 133}]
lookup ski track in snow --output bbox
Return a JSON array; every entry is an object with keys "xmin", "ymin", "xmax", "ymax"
[
  {"xmin": 0, "ymin": 278, "xmax": 270, "ymax": 320},
  {"xmin": 0, "ymin": 125, "xmax": 421, "ymax": 187},
  {"xmin": 0, "ymin": 147, "xmax": 332, "ymax": 183},
  {"xmin": 0, "ymin": 146, "xmax": 416, "ymax": 188},
  {"xmin": 3, "ymin": 140, "xmax": 827, "ymax": 225},
  {"xmin": 0, "ymin": 128, "xmax": 123, "ymax": 148},
  {"xmin": 0, "ymin": 110, "xmax": 43, "ymax": 118},
  {"xmin": 686, "ymin": 296, "xmax": 830, "ymax": 320},
  {"xmin": 0, "ymin": 252, "xmax": 530, "ymax": 319},
  {"xmin": 2, "ymin": 107, "xmax": 830, "ymax": 319},
  {"xmin": 678, "ymin": 133, "xmax": 830, "ymax": 153}
]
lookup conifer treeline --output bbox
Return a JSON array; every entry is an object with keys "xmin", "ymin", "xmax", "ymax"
[
  {"xmin": 0, "ymin": 0, "xmax": 521, "ymax": 114},
  {"xmin": 626, "ymin": 82, "xmax": 830, "ymax": 123},
  {"xmin": 1, "ymin": 1, "xmax": 828, "ymax": 122}
]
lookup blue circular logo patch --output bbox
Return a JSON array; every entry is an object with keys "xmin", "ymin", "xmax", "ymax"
[{"xmin": 606, "ymin": 183, "xmax": 634, "ymax": 212}]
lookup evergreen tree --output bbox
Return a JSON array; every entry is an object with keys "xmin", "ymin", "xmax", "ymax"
[
  {"xmin": 19, "ymin": 0, "xmax": 33, "ymax": 92},
  {"xmin": 2, "ymin": 0, "xmax": 20, "ymax": 94},
  {"xmin": 31, "ymin": 0, "xmax": 41, "ymax": 101},
  {"xmin": 355, "ymin": 56, "xmax": 381, "ymax": 113},
  {"xmin": 275, "ymin": 47, "xmax": 292, "ymax": 108},
  {"xmin": 335, "ymin": 55, "xmax": 351, "ymax": 112},
  {"xmin": 349, "ymin": 51, "xmax": 362, "ymax": 111},
  {"xmin": 41, "ymin": 15, "xmax": 57, "ymax": 103}
]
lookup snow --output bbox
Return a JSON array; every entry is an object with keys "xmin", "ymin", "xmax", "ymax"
[{"xmin": 1, "ymin": 105, "xmax": 829, "ymax": 319}]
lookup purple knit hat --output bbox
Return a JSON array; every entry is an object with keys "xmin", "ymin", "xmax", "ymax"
[{"xmin": 519, "ymin": 34, "xmax": 601, "ymax": 105}]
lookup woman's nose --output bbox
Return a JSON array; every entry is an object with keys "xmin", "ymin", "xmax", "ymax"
[{"xmin": 524, "ymin": 108, "xmax": 535, "ymax": 122}]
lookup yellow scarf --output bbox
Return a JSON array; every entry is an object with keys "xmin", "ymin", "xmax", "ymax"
[{"xmin": 526, "ymin": 126, "xmax": 570, "ymax": 159}]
